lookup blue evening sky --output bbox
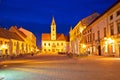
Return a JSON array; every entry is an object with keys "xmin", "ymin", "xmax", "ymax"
[{"xmin": 0, "ymin": 0, "xmax": 117, "ymax": 47}]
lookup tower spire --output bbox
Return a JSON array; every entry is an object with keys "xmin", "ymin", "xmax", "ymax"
[
  {"xmin": 51, "ymin": 16, "xmax": 56, "ymax": 26},
  {"xmin": 51, "ymin": 16, "xmax": 56, "ymax": 40}
]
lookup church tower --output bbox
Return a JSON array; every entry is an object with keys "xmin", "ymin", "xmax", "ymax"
[{"xmin": 51, "ymin": 17, "xmax": 56, "ymax": 40}]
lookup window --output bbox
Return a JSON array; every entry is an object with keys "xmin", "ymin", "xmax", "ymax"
[
  {"xmin": 104, "ymin": 27, "xmax": 106, "ymax": 37},
  {"xmin": 90, "ymin": 33, "xmax": 92, "ymax": 42},
  {"xmin": 52, "ymin": 43, "xmax": 56, "ymax": 47},
  {"xmin": 90, "ymin": 29, "xmax": 92, "ymax": 32},
  {"xmin": 110, "ymin": 15, "xmax": 113, "ymax": 20},
  {"xmin": 116, "ymin": 10, "xmax": 120, "ymax": 16},
  {"xmin": 14, "ymin": 42, "xmax": 16, "ymax": 46},
  {"xmin": 57, "ymin": 43, "xmax": 59, "ymax": 46},
  {"xmin": 61, "ymin": 43, "xmax": 63, "ymax": 46},
  {"xmin": 110, "ymin": 24, "xmax": 114, "ymax": 35},
  {"xmin": 117, "ymin": 22, "xmax": 120, "ymax": 34},
  {"xmin": 0, "ymin": 41, "xmax": 2, "ymax": 45},
  {"xmin": 44, "ymin": 43, "xmax": 46, "ymax": 46},
  {"xmin": 5, "ymin": 41, "xmax": 8, "ymax": 44},
  {"xmin": 49, "ymin": 49, "xmax": 50, "ymax": 51},
  {"xmin": 52, "ymin": 49, "xmax": 55, "ymax": 52},
  {"xmin": 53, "ymin": 28, "xmax": 54, "ymax": 31},
  {"xmin": 77, "ymin": 28, "xmax": 79, "ymax": 34},
  {"xmin": 87, "ymin": 35, "xmax": 89, "ymax": 42},
  {"xmin": 48, "ymin": 43, "xmax": 50, "ymax": 46},
  {"xmin": 84, "ymin": 36, "xmax": 87, "ymax": 43},
  {"xmin": 53, "ymin": 34, "xmax": 55, "ymax": 36},
  {"xmin": 93, "ymin": 33, "xmax": 95, "ymax": 41},
  {"xmin": 88, "ymin": 30, "xmax": 89, "ymax": 33},
  {"xmin": 44, "ymin": 49, "xmax": 46, "ymax": 52},
  {"xmin": 97, "ymin": 31, "xmax": 100, "ymax": 40}
]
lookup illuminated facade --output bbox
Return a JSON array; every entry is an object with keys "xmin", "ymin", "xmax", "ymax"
[
  {"xmin": 41, "ymin": 17, "xmax": 69, "ymax": 54},
  {"xmin": 69, "ymin": 12, "xmax": 99, "ymax": 55},
  {"xmin": 0, "ymin": 28, "xmax": 24, "ymax": 56},
  {"xmin": 19, "ymin": 27, "xmax": 37, "ymax": 52},
  {"xmin": 0, "ymin": 26, "xmax": 37, "ymax": 56},
  {"xmin": 9, "ymin": 26, "xmax": 37, "ymax": 54},
  {"xmin": 83, "ymin": 1, "xmax": 120, "ymax": 57}
]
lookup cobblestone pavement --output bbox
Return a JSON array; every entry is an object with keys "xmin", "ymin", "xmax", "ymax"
[{"xmin": 0, "ymin": 55, "xmax": 120, "ymax": 80}]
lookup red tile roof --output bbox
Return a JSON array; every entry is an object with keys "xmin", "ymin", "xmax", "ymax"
[
  {"xmin": 42, "ymin": 33, "xmax": 51, "ymax": 40},
  {"xmin": 0, "ymin": 28, "xmax": 24, "ymax": 41},
  {"xmin": 42, "ymin": 33, "xmax": 68, "ymax": 41},
  {"xmin": 9, "ymin": 26, "xmax": 27, "ymax": 38}
]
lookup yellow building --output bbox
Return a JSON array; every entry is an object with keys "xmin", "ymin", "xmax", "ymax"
[
  {"xmin": 69, "ymin": 12, "xmax": 99, "ymax": 55},
  {"xmin": 9, "ymin": 26, "xmax": 37, "ymax": 54},
  {"xmin": 83, "ymin": 1, "xmax": 120, "ymax": 57},
  {"xmin": 0, "ymin": 28, "xmax": 24, "ymax": 56},
  {"xmin": 0, "ymin": 26, "xmax": 37, "ymax": 57},
  {"xmin": 41, "ymin": 17, "xmax": 68, "ymax": 54}
]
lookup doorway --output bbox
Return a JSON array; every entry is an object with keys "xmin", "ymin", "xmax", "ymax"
[{"xmin": 98, "ymin": 45, "xmax": 101, "ymax": 56}]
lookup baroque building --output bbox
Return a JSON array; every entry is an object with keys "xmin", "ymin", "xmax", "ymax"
[
  {"xmin": 41, "ymin": 17, "xmax": 68, "ymax": 54},
  {"xmin": 0, "ymin": 27, "xmax": 24, "ymax": 56},
  {"xmin": 83, "ymin": 1, "xmax": 120, "ymax": 57},
  {"xmin": 69, "ymin": 12, "xmax": 99, "ymax": 55},
  {"xmin": 9, "ymin": 26, "xmax": 37, "ymax": 54},
  {"xmin": 0, "ymin": 26, "xmax": 37, "ymax": 56}
]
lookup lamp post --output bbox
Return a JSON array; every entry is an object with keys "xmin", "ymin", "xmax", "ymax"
[{"xmin": 0, "ymin": 44, "xmax": 8, "ymax": 58}]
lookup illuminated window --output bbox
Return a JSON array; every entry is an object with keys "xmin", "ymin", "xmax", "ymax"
[
  {"xmin": 116, "ymin": 10, "xmax": 120, "ymax": 16},
  {"xmin": 117, "ymin": 22, "xmax": 120, "ymax": 34}
]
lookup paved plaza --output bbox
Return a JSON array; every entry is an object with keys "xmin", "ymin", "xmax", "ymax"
[{"xmin": 0, "ymin": 54, "xmax": 120, "ymax": 80}]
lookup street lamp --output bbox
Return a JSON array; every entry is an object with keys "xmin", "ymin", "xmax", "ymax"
[
  {"xmin": 104, "ymin": 37, "xmax": 114, "ymax": 44},
  {"xmin": 1, "ymin": 44, "xmax": 8, "ymax": 49},
  {"xmin": 80, "ymin": 43, "xmax": 87, "ymax": 54}
]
